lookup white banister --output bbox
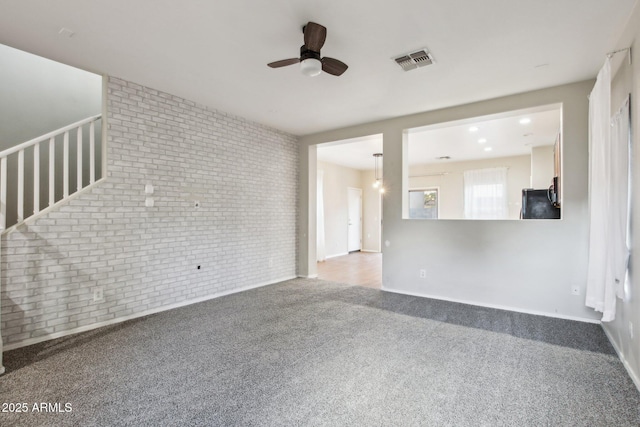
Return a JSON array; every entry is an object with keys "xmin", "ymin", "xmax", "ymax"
[
  {"xmin": 0, "ymin": 114, "xmax": 101, "ymax": 233},
  {"xmin": 63, "ymin": 131, "xmax": 69, "ymax": 198},
  {"xmin": 77, "ymin": 127, "xmax": 82, "ymax": 191},
  {"xmin": 49, "ymin": 137, "xmax": 55, "ymax": 207},
  {"xmin": 17, "ymin": 150, "xmax": 24, "ymax": 222},
  {"xmin": 0, "ymin": 114, "xmax": 101, "ymax": 159},
  {"xmin": 34, "ymin": 143, "xmax": 40, "ymax": 214},
  {"xmin": 90, "ymin": 121, "xmax": 95, "ymax": 184}
]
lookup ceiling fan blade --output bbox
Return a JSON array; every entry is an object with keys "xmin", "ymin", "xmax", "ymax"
[
  {"xmin": 304, "ymin": 22, "xmax": 326, "ymax": 52},
  {"xmin": 267, "ymin": 58, "xmax": 300, "ymax": 68},
  {"xmin": 321, "ymin": 57, "xmax": 348, "ymax": 76}
]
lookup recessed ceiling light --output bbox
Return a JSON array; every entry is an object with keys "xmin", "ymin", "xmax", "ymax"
[
  {"xmin": 478, "ymin": 138, "xmax": 487, "ymax": 144},
  {"xmin": 469, "ymin": 126, "xmax": 479, "ymax": 132},
  {"xmin": 519, "ymin": 118, "xmax": 531, "ymax": 124},
  {"xmin": 484, "ymin": 147, "xmax": 492, "ymax": 152}
]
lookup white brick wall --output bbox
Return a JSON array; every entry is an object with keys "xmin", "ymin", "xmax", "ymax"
[{"xmin": 1, "ymin": 76, "xmax": 299, "ymax": 348}]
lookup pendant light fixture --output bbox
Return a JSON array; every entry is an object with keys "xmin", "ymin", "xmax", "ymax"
[{"xmin": 372, "ymin": 153, "xmax": 384, "ymax": 194}]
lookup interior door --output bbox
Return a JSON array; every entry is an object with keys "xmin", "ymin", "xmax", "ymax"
[{"xmin": 348, "ymin": 187, "xmax": 362, "ymax": 252}]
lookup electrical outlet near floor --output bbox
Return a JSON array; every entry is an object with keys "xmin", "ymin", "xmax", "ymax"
[
  {"xmin": 93, "ymin": 286, "xmax": 104, "ymax": 302},
  {"xmin": 571, "ymin": 285, "xmax": 580, "ymax": 296},
  {"xmin": 419, "ymin": 269, "xmax": 427, "ymax": 279}
]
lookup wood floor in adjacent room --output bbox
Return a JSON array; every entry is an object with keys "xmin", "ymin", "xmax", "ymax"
[{"xmin": 317, "ymin": 251, "xmax": 381, "ymax": 289}]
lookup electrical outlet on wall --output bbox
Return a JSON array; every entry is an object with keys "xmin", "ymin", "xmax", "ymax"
[
  {"xmin": 419, "ymin": 269, "xmax": 427, "ymax": 279},
  {"xmin": 93, "ymin": 286, "xmax": 104, "ymax": 302}
]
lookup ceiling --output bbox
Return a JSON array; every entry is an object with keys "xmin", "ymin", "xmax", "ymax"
[
  {"xmin": 0, "ymin": 1, "xmax": 635, "ymax": 136},
  {"xmin": 317, "ymin": 104, "xmax": 561, "ymax": 170},
  {"xmin": 317, "ymin": 134, "xmax": 384, "ymax": 170},
  {"xmin": 407, "ymin": 104, "xmax": 562, "ymax": 165}
]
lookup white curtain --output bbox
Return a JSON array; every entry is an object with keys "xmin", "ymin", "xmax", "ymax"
[
  {"xmin": 463, "ymin": 167, "xmax": 508, "ymax": 219},
  {"xmin": 317, "ymin": 169, "xmax": 326, "ymax": 262},
  {"xmin": 586, "ymin": 58, "xmax": 611, "ymax": 319},
  {"xmin": 610, "ymin": 97, "xmax": 631, "ymax": 301},
  {"xmin": 586, "ymin": 58, "xmax": 631, "ymax": 322}
]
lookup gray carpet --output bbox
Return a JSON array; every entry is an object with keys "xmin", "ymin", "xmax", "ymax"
[{"xmin": 1, "ymin": 278, "xmax": 639, "ymax": 426}]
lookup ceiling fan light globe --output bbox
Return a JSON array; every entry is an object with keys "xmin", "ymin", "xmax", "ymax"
[{"xmin": 301, "ymin": 58, "xmax": 322, "ymax": 77}]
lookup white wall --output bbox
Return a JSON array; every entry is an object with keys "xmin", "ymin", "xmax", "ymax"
[
  {"xmin": 361, "ymin": 169, "xmax": 382, "ymax": 252},
  {"xmin": 317, "ymin": 162, "xmax": 382, "ymax": 257},
  {"xmin": 604, "ymin": 0, "xmax": 640, "ymax": 390},
  {"xmin": 409, "ymin": 155, "xmax": 531, "ymax": 220},
  {"xmin": 531, "ymin": 145, "xmax": 555, "ymax": 188},
  {"xmin": 0, "ymin": 44, "xmax": 102, "ymax": 149},
  {"xmin": 0, "ymin": 76, "xmax": 298, "ymax": 349},
  {"xmin": 318, "ymin": 161, "xmax": 363, "ymax": 258},
  {"xmin": 300, "ymin": 80, "xmax": 597, "ymax": 322},
  {"xmin": 317, "ymin": 162, "xmax": 382, "ymax": 258}
]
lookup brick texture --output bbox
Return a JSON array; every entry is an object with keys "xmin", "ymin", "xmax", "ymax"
[{"xmin": 1, "ymin": 77, "xmax": 299, "ymax": 347}]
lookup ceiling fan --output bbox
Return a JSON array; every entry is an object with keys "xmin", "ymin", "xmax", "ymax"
[{"xmin": 267, "ymin": 22, "xmax": 348, "ymax": 77}]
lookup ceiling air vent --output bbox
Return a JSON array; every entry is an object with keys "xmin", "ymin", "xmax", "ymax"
[{"xmin": 394, "ymin": 49, "xmax": 435, "ymax": 71}]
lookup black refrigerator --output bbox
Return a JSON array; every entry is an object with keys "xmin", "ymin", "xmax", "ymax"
[{"xmin": 521, "ymin": 189, "xmax": 561, "ymax": 219}]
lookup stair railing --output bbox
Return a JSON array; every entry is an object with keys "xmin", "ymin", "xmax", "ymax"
[{"xmin": 0, "ymin": 114, "xmax": 102, "ymax": 232}]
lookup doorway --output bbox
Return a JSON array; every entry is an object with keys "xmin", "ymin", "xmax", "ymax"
[{"xmin": 315, "ymin": 134, "xmax": 383, "ymax": 289}]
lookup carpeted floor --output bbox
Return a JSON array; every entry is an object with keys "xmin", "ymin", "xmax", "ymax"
[{"xmin": 1, "ymin": 278, "xmax": 639, "ymax": 426}]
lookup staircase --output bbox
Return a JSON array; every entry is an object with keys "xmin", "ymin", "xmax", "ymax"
[
  {"xmin": 0, "ymin": 114, "xmax": 103, "ymax": 374},
  {"xmin": 0, "ymin": 114, "xmax": 103, "ymax": 232}
]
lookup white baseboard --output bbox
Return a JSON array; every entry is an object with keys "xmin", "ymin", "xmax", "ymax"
[
  {"xmin": 2, "ymin": 275, "xmax": 296, "ymax": 352},
  {"xmin": 325, "ymin": 252, "xmax": 349, "ymax": 259},
  {"xmin": 602, "ymin": 327, "xmax": 640, "ymax": 393},
  {"xmin": 297, "ymin": 274, "xmax": 318, "ymax": 279},
  {"xmin": 381, "ymin": 286, "xmax": 602, "ymax": 324},
  {"xmin": 361, "ymin": 249, "xmax": 381, "ymax": 253}
]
